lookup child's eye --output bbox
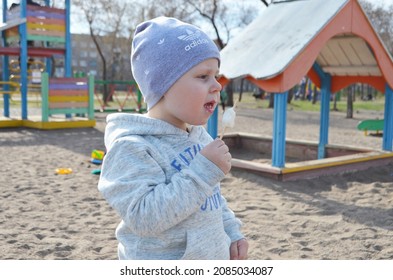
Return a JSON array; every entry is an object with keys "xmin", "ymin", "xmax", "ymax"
[{"xmin": 199, "ymin": 75, "xmax": 208, "ymax": 80}]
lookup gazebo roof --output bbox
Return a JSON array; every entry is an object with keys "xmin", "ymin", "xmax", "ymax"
[{"xmin": 219, "ymin": 0, "xmax": 393, "ymax": 93}]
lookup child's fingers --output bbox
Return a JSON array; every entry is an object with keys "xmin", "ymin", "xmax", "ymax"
[
  {"xmin": 230, "ymin": 239, "xmax": 248, "ymax": 260},
  {"xmin": 229, "ymin": 242, "xmax": 239, "ymax": 260}
]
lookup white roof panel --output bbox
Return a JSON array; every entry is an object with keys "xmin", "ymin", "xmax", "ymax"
[{"xmin": 220, "ymin": 0, "xmax": 349, "ymax": 79}]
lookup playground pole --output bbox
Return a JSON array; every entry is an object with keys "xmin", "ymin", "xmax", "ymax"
[
  {"xmin": 19, "ymin": 0, "xmax": 28, "ymax": 120},
  {"xmin": 65, "ymin": 0, "xmax": 71, "ymax": 77},
  {"xmin": 383, "ymin": 84, "xmax": 393, "ymax": 151},
  {"xmin": 313, "ymin": 62, "xmax": 332, "ymax": 159},
  {"xmin": 44, "ymin": 0, "xmax": 52, "ymax": 76},
  {"xmin": 64, "ymin": 0, "xmax": 71, "ymax": 118},
  {"xmin": 2, "ymin": 0, "xmax": 10, "ymax": 117},
  {"xmin": 272, "ymin": 91, "xmax": 288, "ymax": 168},
  {"xmin": 318, "ymin": 74, "xmax": 331, "ymax": 159}
]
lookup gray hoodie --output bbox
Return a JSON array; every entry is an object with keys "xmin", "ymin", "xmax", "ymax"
[{"xmin": 98, "ymin": 113, "xmax": 244, "ymax": 260}]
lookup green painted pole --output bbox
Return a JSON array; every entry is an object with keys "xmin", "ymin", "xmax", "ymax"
[
  {"xmin": 88, "ymin": 74, "xmax": 95, "ymax": 120},
  {"xmin": 41, "ymin": 73, "xmax": 49, "ymax": 122}
]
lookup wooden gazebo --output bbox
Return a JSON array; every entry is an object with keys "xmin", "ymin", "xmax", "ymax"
[{"xmin": 208, "ymin": 0, "xmax": 393, "ymax": 180}]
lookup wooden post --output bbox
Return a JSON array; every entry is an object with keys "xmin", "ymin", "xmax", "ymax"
[
  {"xmin": 41, "ymin": 73, "xmax": 49, "ymax": 122},
  {"xmin": 313, "ymin": 62, "xmax": 332, "ymax": 159},
  {"xmin": 2, "ymin": 0, "xmax": 10, "ymax": 117},
  {"xmin": 383, "ymin": 84, "xmax": 393, "ymax": 151},
  {"xmin": 20, "ymin": 0, "xmax": 28, "ymax": 119},
  {"xmin": 318, "ymin": 73, "xmax": 331, "ymax": 159},
  {"xmin": 65, "ymin": 0, "xmax": 72, "ymax": 78},
  {"xmin": 88, "ymin": 74, "xmax": 95, "ymax": 120},
  {"xmin": 272, "ymin": 91, "xmax": 288, "ymax": 167}
]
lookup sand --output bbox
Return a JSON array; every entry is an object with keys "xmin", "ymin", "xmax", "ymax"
[{"xmin": 1, "ymin": 107, "xmax": 393, "ymax": 260}]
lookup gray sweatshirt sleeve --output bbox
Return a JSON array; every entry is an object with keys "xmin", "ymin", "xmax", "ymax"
[
  {"xmin": 98, "ymin": 137, "xmax": 226, "ymax": 236},
  {"xmin": 220, "ymin": 195, "xmax": 245, "ymax": 242}
]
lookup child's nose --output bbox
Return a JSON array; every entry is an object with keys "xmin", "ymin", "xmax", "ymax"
[{"xmin": 211, "ymin": 78, "xmax": 222, "ymax": 93}]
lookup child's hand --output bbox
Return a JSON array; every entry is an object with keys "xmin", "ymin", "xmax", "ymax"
[
  {"xmin": 200, "ymin": 139, "xmax": 232, "ymax": 174},
  {"xmin": 230, "ymin": 238, "xmax": 249, "ymax": 260}
]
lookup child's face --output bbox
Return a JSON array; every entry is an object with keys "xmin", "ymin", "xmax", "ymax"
[{"xmin": 156, "ymin": 58, "xmax": 222, "ymax": 130}]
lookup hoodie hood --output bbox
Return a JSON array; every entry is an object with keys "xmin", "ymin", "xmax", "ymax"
[{"xmin": 104, "ymin": 113, "xmax": 206, "ymax": 149}]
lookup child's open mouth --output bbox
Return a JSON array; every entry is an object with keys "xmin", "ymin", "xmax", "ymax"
[{"xmin": 204, "ymin": 101, "xmax": 216, "ymax": 113}]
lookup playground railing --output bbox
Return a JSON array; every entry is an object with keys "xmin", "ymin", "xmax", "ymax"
[
  {"xmin": 41, "ymin": 73, "xmax": 95, "ymax": 122},
  {"xmin": 94, "ymin": 80, "xmax": 145, "ymax": 112},
  {"xmin": 0, "ymin": 81, "xmax": 20, "ymax": 95}
]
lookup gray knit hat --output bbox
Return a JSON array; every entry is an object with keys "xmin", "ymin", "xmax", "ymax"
[{"xmin": 131, "ymin": 16, "xmax": 220, "ymax": 110}]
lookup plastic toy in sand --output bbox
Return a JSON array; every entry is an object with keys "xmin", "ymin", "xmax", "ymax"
[
  {"xmin": 91, "ymin": 169, "xmax": 101, "ymax": 175},
  {"xmin": 55, "ymin": 168, "xmax": 73, "ymax": 175},
  {"xmin": 91, "ymin": 149, "xmax": 105, "ymax": 165},
  {"xmin": 91, "ymin": 149, "xmax": 105, "ymax": 160}
]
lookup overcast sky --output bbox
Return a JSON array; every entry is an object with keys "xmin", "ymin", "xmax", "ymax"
[
  {"xmin": 369, "ymin": 0, "xmax": 393, "ymax": 7},
  {"xmin": 2, "ymin": 0, "xmax": 393, "ymax": 34}
]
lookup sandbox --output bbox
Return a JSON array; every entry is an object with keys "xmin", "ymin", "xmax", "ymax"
[{"xmin": 225, "ymin": 133, "xmax": 393, "ymax": 181}]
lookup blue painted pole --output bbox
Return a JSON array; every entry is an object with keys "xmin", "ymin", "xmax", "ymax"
[
  {"xmin": 65, "ymin": 0, "xmax": 72, "ymax": 77},
  {"xmin": 20, "ymin": 0, "xmax": 28, "ymax": 119},
  {"xmin": 382, "ymin": 84, "xmax": 393, "ymax": 151},
  {"xmin": 2, "ymin": 0, "xmax": 10, "ymax": 117},
  {"xmin": 318, "ymin": 74, "xmax": 331, "ymax": 159},
  {"xmin": 44, "ymin": 1, "xmax": 52, "ymax": 77},
  {"xmin": 64, "ymin": 0, "xmax": 72, "ymax": 119},
  {"xmin": 207, "ymin": 106, "xmax": 218, "ymax": 138},
  {"xmin": 272, "ymin": 92, "xmax": 288, "ymax": 167},
  {"xmin": 312, "ymin": 62, "xmax": 332, "ymax": 159}
]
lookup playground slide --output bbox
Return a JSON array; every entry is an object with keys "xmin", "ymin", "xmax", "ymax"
[{"xmin": 357, "ymin": 119, "xmax": 384, "ymax": 135}]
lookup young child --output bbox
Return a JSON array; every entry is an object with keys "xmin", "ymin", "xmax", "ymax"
[{"xmin": 98, "ymin": 16, "xmax": 248, "ymax": 260}]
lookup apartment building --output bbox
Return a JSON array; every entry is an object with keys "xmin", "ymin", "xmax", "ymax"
[
  {"xmin": 71, "ymin": 33, "xmax": 132, "ymax": 81},
  {"xmin": 0, "ymin": 33, "xmax": 132, "ymax": 81}
]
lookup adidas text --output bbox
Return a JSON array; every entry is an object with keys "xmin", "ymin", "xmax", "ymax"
[{"xmin": 184, "ymin": 38, "xmax": 209, "ymax": 51}]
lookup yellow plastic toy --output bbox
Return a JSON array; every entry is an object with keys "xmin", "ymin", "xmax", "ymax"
[
  {"xmin": 55, "ymin": 168, "xmax": 73, "ymax": 175},
  {"xmin": 91, "ymin": 150, "xmax": 105, "ymax": 160}
]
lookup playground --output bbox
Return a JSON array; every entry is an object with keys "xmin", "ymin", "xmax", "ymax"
[
  {"xmin": 1, "ymin": 0, "xmax": 392, "ymax": 183},
  {"xmin": 0, "ymin": 0, "xmax": 143, "ymax": 130},
  {"xmin": 1, "ymin": 0, "xmax": 393, "ymax": 181},
  {"xmin": 1, "ymin": 0, "xmax": 393, "ymax": 262},
  {"xmin": 1, "ymin": 106, "xmax": 393, "ymax": 260},
  {"xmin": 215, "ymin": 0, "xmax": 393, "ymax": 180}
]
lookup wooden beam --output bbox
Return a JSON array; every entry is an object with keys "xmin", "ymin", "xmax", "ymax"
[
  {"xmin": 0, "ymin": 47, "xmax": 65, "ymax": 57},
  {"xmin": 322, "ymin": 66, "xmax": 381, "ymax": 75},
  {"xmin": 0, "ymin": 18, "xmax": 26, "ymax": 31}
]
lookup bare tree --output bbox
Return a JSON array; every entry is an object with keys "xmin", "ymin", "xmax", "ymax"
[
  {"xmin": 260, "ymin": 0, "xmax": 269, "ymax": 7},
  {"xmin": 351, "ymin": 1, "xmax": 393, "ymax": 116},
  {"xmin": 183, "ymin": 0, "xmax": 259, "ymax": 106},
  {"xmin": 359, "ymin": 0, "xmax": 393, "ymax": 55},
  {"xmin": 73, "ymin": 0, "xmax": 260, "ymax": 105},
  {"xmin": 332, "ymin": 92, "xmax": 339, "ymax": 111},
  {"xmin": 346, "ymin": 85, "xmax": 354, "ymax": 119},
  {"xmin": 185, "ymin": 0, "xmax": 226, "ymax": 49},
  {"xmin": 184, "ymin": 0, "xmax": 259, "ymax": 49},
  {"xmin": 73, "ymin": 0, "xmax": 133, "ymax": 103}
]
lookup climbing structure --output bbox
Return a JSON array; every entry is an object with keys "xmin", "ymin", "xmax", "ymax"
[{"xmin": 1, "ymin": 0, "xmax": 95, "ymax": 129}]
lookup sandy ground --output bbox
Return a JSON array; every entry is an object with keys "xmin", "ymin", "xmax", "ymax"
[{"xmin": 1, "ymin": 106, "xmax": 393, "ymax": 260}]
